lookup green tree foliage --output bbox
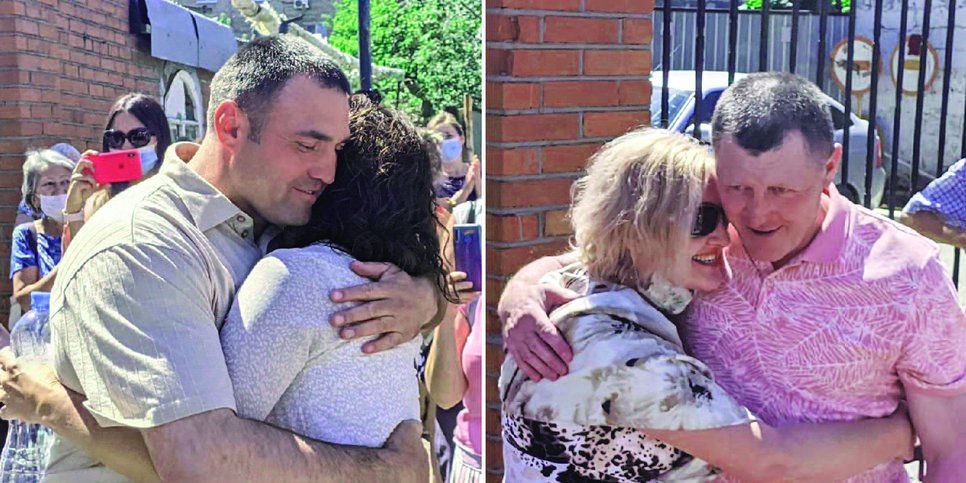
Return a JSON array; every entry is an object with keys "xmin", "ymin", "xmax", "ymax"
[
  {"xmin": 216, "ymin": 12, "xmax": 232, "ymax": 28},
  {"xmin": 326, "ymin": 0, "xmax": 481, "ymax": 123},
  {"xmin": 742, "ymin": 0, "xmax": 851, "ymax": 13}
]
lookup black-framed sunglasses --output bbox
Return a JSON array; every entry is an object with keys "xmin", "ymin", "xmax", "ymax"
[
  {"xmin": 103, "ymin": 127, "xmax": 153, "ymax": 150},
  {"xmin": 692, "ymin": 203, "xmax": 728, "ymax": 238}
]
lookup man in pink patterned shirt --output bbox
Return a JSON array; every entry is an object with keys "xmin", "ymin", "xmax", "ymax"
[{"xmin": 499, "ymin": 73, "xmax": 966, "ymax": 481}]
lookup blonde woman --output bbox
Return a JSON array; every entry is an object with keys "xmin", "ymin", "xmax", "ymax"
[{"xmin": 499, "ymin": 128, "xmax": 913, "ymax": 482}]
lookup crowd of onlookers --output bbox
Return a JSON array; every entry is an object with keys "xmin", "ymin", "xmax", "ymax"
[{"xmin": 2, "ymin": 35, "xmax": 481, "ymax": 483}]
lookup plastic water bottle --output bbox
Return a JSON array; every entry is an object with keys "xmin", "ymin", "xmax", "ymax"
[{"xmin": 0, "ymin": 292, "xmax": 53, "ymax": 482}]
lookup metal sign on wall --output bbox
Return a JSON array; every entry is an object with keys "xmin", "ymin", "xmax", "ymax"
[
  {"xmin": 890, "ymin": 33, "xmax": 939, "ymax": 96},
  {"xmin": 830, "ymin": 36, "xmax": 879, "ymax": 95}
]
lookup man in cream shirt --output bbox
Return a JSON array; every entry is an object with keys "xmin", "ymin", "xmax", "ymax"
[{"xmin": 1, "ymin": 36, "xmax": 440, "ymax": 482}]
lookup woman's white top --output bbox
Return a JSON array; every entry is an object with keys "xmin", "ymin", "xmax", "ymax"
[{"xmin": 221, "ymin": 244, "xmax": 420, "ymax": 447}]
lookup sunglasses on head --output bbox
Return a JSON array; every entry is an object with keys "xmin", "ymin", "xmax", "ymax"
[
  {"xmin": 103, "ymin": 127, "xmax": 153, "ymax": 150},
  {"xmin": 692, "ymin": 203, "xmax": 728, "ymax": 238}
]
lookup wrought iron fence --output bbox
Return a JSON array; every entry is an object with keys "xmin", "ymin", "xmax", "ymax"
[
  {"xmin": 655, "ymin": 0, "xmax": 966, "ymax": 298},
  {"xmin": 656, "ymin": 1, "xmax": 966, "ymax": 475}
]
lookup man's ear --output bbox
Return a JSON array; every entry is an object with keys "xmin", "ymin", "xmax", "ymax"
[
  {"xmin": 822, "ymin": 143, "xmax": 843, "ymax": 187},
  {"xmin": 212, "ymin": 100, "xmax": 250, "ymax": 153}
]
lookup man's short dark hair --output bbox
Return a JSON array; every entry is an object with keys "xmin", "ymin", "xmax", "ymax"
[
  {"xmin": 208, "ymin": 35, "xmax": 351, "ymax": 143},
  {"xmin": 711, "ymin": 72, "xmax": 834, "ymax": 158},
  {"xmin": 276, "ymin": 95, "xmax": 457, "ymax": 303}
]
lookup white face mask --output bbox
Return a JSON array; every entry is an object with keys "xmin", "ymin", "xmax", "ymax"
[
  {"xmin": 441, "ymin": 138, "xmax": 463, "ymax": 162},
  {"xmin": 39, "ymin": 194, "xmax": 68, "ymax": 223},
  {"xmin": 138, "ymin": 145, "xmax": 159, "ymax": 176}
]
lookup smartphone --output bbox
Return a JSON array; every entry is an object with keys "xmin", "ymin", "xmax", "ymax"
[
  {"xmin": 87, "ymin": 149, "xmax": 143, "ymax": 184},
  {"xmin": 453, "ymin": 223, "xmax": 482, "ymax": 292}
]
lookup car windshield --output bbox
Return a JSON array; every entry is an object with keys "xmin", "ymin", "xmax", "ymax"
[{"xmin": 649, "ymin": 87, "xmax": 692, "ymax": 128}]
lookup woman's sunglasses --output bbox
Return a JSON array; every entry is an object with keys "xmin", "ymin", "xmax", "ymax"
[
  {"xmin": 103, "ymin": 127, "xmax": 153, "ymax": 150},
  {"xmin": 692, "ymin": 203, "xmax": 728, "ymax": 238}
]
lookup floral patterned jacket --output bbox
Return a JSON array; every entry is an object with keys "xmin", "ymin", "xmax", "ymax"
[{"xmin": 499, "ymin": 264, "xmax": 752, "ymax": 482}]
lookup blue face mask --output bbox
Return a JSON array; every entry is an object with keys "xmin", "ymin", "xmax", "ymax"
[
  {"xmin": 441, "ymin": 138, "xmax": 463, "ymax": 162},
  {"xmin": 138, "ymin": 145, "xmax": 159, "ymax": 176}
]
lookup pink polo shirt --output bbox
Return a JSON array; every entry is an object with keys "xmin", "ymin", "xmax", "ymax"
[{"xmin": 684, "ymin": 186, "xmax": 966, "ymax": 482}]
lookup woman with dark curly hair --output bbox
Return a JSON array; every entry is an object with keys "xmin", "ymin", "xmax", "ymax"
[{"xmin": 220, "ymin": 95, "xmax": 454, "ymax": 449}]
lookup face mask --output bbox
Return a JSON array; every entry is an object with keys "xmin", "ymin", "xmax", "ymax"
[
  {"xmin": 138, "ymin": 145, "xmax": 159, "ymax": 176},
  {"xmin": 441, "ymin": 138, "xmax": 463, "ymax": 162},
  {"xmin": 39, "ymin": 194, "xmax": 68, "ymax": 223}
]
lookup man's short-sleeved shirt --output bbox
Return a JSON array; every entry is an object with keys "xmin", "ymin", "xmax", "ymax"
[
  {"xmin": 45, "ymin": 143, "xmax": 266, "ymax": 482},
  {"xmin": 685, "ymin": 186, "xmax": 966, "ymax": 483},
  {"xmin": 903, "ymin": 158, "xmax": 966, "ymax": 229}
]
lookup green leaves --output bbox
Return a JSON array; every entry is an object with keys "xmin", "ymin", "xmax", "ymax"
[
  {"xmin": 741, "ymin": 0, "xmax": 850, "ymax": 13},
  {"xmin": 327, "ymin": 0, "xmax": 481, "ymax": 122}
]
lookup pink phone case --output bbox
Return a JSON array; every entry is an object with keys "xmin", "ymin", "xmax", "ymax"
[{"xmin": 88, "ymin": 150, "xmax": 143, "ymax": 184}]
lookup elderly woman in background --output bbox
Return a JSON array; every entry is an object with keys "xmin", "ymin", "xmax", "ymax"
[
  {"xmin": 14, "ymin": 143, "xmax": 81, "ymax": 225},
  {"xmin": 10, "ymin": 150, "xmax": 75, "ymax": 313},
  {"xmin": 500, "ymin": 128, "xmax": 914, "ymax": 482}
]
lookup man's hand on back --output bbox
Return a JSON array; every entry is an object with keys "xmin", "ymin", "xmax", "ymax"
[
  {"xmin": 331, "ymin": 261, "xmax": 439, "ymax": 354},
  {"xmin": 498, "ymin": 280, "xmax": 578, "ymax": 381}
]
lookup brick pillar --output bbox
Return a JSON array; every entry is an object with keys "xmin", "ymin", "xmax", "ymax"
[{"xmin": 485, "ymin": 0, "xmax": 654, "ymax": 478}]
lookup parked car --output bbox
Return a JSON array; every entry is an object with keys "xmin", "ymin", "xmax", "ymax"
[{"xmin": 651, "ymin": 71, "xmax": 886, "ymax": 208}]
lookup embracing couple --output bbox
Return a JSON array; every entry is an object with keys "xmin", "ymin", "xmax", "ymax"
[
  {"xmin": 499, "ymin": 73, "xmax": 966, "ymax": 482},
  {"xmin": 0, "ymin": 35, "xmax": 454, "ymax": 482}
]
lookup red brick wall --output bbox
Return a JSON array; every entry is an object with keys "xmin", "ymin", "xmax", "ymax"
[
  {"xmin": 0, "ymin": 0, "xmax": 214, "ymax": 318},
  {"xmin": 485, "ymin": 0, "xmax": 654, "ymax": 478}
]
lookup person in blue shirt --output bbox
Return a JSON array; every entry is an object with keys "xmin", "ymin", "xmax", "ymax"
[
  {"xmin": 10, "ymin": 149, "xmax": 75, "ymax": 312},
  {"xmin": 899, "ymin": 158, "xmax": 966, "ymax": 249}
]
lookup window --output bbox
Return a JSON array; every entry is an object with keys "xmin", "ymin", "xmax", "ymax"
[
  {"xmin": 830, "ymin": 106, "xmax": 853, "ymax": 131},
  {"xmin": 649, "ymin": 88, "xmax": 692, "ymax": 128},
  {"xmin": 164, "ymin": 70, "xmax": 204, "ymax": 142},
  {"xmin": 693, "ymin": 89, "xmax": 723, "ymax": 125}
]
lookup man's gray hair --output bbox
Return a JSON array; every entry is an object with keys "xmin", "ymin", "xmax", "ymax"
[
  {"xmin": 21, "ymin": 149, "xmax": 76, "ymax": 212},
  {"xmin": 711, "ymin": 72, "xmax": 834, "ymax": 158}
]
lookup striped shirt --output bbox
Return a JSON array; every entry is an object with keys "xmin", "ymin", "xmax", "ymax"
[{"xmin": 46, "ymin": 143, "xmax": 266, "ymax": 482}]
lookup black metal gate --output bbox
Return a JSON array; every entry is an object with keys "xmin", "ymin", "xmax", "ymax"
[
  {"xmin": 656, "ymin": 0, "xmax": 966, "ymax": 296},
  {"xmin": 656, "ymin": 0, "xmax": 966, "ymax": 476}
]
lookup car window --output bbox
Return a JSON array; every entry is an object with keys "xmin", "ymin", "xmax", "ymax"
[
  {"xmin": 829, "ymin": 105, "xmax": 852, "ymax": 130},
  {"xmin": 693, "ymin": 89, "xmax": 723, "ymax": 125},
  {"xmin": 650, "ymin": 87, "xmax": 692, "ymax": 128}
]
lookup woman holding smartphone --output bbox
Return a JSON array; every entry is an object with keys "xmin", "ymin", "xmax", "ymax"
[{"xmin": 62, "ymin": 93, "xmax": 172, "ymax": 250}]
